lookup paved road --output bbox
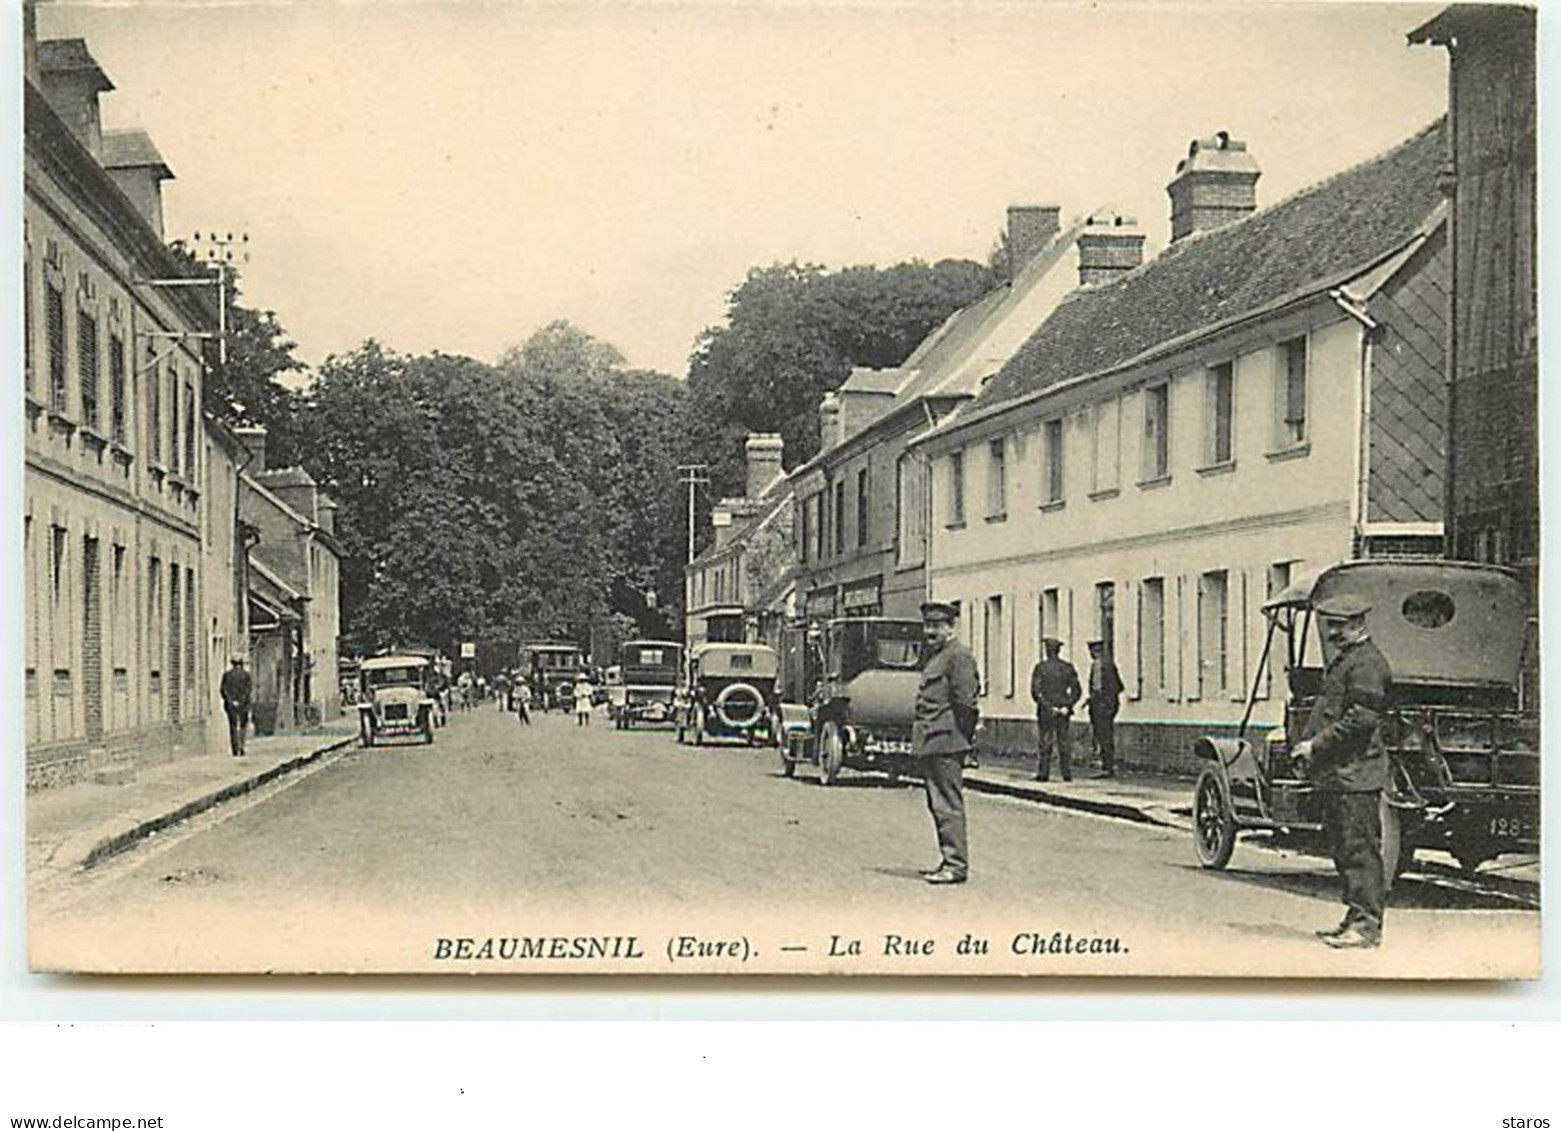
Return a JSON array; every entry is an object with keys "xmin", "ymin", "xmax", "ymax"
[{"xmin": 30, "ymin": 705, "xmax": 1540, "ymax": 977}]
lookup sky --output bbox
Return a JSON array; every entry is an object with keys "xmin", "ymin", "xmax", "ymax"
[{"xmin": 33, "ymin": 0, "xmax": 1452, "ymax": 380}]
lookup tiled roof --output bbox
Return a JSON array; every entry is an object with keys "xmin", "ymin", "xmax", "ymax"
[
  {"xmin": 102, "ymin": 129, "xmax": 173, "ymax": 177},
  {"xmin": 974, "ymin": 119, "xmax": 1448, "ymax": 410},
  {"xmin": 841, "ymin": 366, "xmax": 903, "ymax": 394}
]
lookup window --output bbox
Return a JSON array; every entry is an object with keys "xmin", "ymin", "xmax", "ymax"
[
  {"xmin": 184, "ymin": 380, "xmax": 197, "ymax": 479},
  {"xmin": 1198, "ymin": 570, "xmax": 1229, "ymax": 700},
  {"xmin": 47, "ymin": 283, "xmax": 67, "ymax": 414},
  {"xmin": 50, "ymin": 525, "xmax": 67, "ymax": 605},
  {"xmin": 78, "ymin": 307, "xmax": 100, "ymax": 430},
  {"xmin": 948, "ymin": 450, "xmax": 966, "ymax": 525},
  {"xmin": 23, "ymin": 243, "xmax": 34, "ymax": 395},
  {"xmin": 147, "ymin": 350, "xmax": 162, "ymax": 465},
  {"xmin": 895, "ymin": 454, "xmax": 927, "ymax": 568},
  {"xmin": 1278, "ymin": 336, "xmax": 1308, "ymax": 446},
  {"xmin": 856, "ymin": 467, "xmax": 869, "ymax": 548},
  {"xmin": 1091, "ymin": 398, "xmax": 1121, "ymax": 493},
  {"xmin": 833, "ymin": 480, "xmax": 846, "ymax": 556},
  {"xmin": 1042, "ymin": 419, "xmax": 1064, "ymax": 503},
  {"xmin": 984, "ymin": 595, "xmax": 1010, "ymax": 697},
  {"xmin": 1095, "ymin": 581, "xmax": 1116, "ymax": 650},
  {"xmin": 1264, "ymin": 561, "xmax": 1299, "ymax": 699},
  {"xmin": 1142, "ymin": 384, "xmax": 1169, "ymax": 481},
  {"xmin": 110, "ymin": 333, "xmax": 127, "ymax": 443},
  {"xmin": 169, "ymin": 366, "xmax": 181, "ymax": 475},
  {"xmin": 1206, "ymin": 361, "xmax": 1233, "ymax": 466},
  {"xmin": 813, "ymin": 494, "xmax": 826, "ymax": 561},
  {"xmin": 987, "ymin": 438, "xmax": 1007, "ymax": 518},
  {"xmin": 1039, "ymin": 588, "xmax": 1060, "ymax": 651},
  {"xmin": 800, "ymin": 497, "xmax": 812, "ymax": 562},
  {"xmin": 1139, "ymin": 578, "xmax": 1165, "ymax": 698}
]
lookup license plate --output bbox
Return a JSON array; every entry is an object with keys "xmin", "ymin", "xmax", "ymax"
[
  {"xmin": 870, "ymin": 739, "xmax": 912, "ymax": 756},
  {"xmin": 1489, "ymin": 815, "xmax": 1536, "ymax": 840}
]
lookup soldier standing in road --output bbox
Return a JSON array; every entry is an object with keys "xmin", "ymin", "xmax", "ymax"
[
  {"xmin": 1288, "ymin": 594, "xmax": 1394, "ymax": 950},
  {"xmin": 1030, "ymin": 637, "xmax": 1081, "ymax": 781},
  {"xmin": 1084, "ymin": 639, "xmax": 1125, "ymax": 778},
  {"xmin": 912, "ymin": 601, "xmax": 981, "ymax": 886},
  {"xmin": 220, "ymin": 655, "xmax": 253, "ymax": 758}
]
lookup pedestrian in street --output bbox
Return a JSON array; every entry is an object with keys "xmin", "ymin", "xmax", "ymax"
[
  {"xmin": 1084, "ymin": 639, "xmax": 1125, "ymax": 778},
  {"xmin": 1030, "ymin": 637, "xmax": 1081, "ymax": 781},
  {"xmin": 220, "ymin": 655, "xmax": 253, "ymax": 758},
  {"xmin": 493, "ymin": 670, "xmax": 511, "ymax": 712},
  {"xmin": 574, "ymin": 671, "xmax": 595, "ymax": 727},
  {"xmin": 1288, "ymin": 593, "xmax": 1394, "ymax": 950},
  {"xmin": 912, "ymin": 600, "xmax": 981, "ymax": 885},
  {"xmin": 514, "ymin": 677, "xmax": 533, "ymax": 725}
]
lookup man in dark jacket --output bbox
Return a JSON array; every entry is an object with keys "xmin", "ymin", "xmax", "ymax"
[
  {"xmin": 219, "ymin": 655, "xmax": 254, "ymax": 758},
  {"xmin": 1289, "ymin": 594, "xmax": 1394, "ymax": 949},
  {"xmin": 913, "ymin": 601, "xmax": 981, "ymax": 885},
  {"xmin": 1030, "ymin": 637, "xmax": 1081, "ymax": 781},
  {"xmin": 1084, "ymin": 639, "xmax": 1126, "ymax": 778}
]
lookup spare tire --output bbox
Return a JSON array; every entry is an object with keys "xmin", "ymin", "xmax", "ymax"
[{"xmin": 714, "ymin": 682, "xmax": 764, "ymax": 730}]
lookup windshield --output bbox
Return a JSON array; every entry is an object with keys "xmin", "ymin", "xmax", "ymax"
[
  {"xmin": 365, "ymin": 666, "xmax": 421, "ymax": 688},
  {"xmin": 874, "ymin": 638, "xmax": 923, "ymax": 669}
]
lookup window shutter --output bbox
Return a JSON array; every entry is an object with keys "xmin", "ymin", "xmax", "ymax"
[{"xmin": 1120, "ymin": 580, "xmax": 1139, "ymax": 701}]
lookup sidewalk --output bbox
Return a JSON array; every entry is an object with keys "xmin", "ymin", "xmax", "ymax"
[
  {"xmin": 26, "ymin": 719, "xmax": 359, "ymax": 888},
  {"xmin": 965, "ymin": 759, "xmax": 1195, "ymax": 829}
]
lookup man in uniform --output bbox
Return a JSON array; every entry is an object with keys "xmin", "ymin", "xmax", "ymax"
[
  {"xmin": 1084, "ymin": 639, "xmax": 1125, "ymax": 778},
  {"xmin": 912, "ymin": 601, "xmax": 981, "ymax": 885},
  {"xmin": 1288, "ymin": 593, "xmax": 1393, "ymax": 949},
  {"xmin": 1030, "ymin": 637, "xmax": 1081, "ymax": 781},
  {"xmin": 220, "ymin": 655, "xmax": 253, "ymax": 758}
]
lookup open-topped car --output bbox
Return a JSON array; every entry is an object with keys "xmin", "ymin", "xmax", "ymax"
[
  {"xmin": 778, "ymin": 617, "xmax": 925, "ymax": 785},
  {"xmin": 676, "ymin": 642, "xmax": 780, "ymax": 746},
  {"xmin": 357, "ymin": 654, "xmax": 439, "ymax": 746},
  {"xmin": 1193, "ymin": 560, "xmax": 1537, "ymax": 881}
]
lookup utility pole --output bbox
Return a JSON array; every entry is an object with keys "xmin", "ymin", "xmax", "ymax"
[
  {"xmin": 676, "ymin": 464, "xmax": 709, "ymax": 565},
  {"xmin": 134, "ymin": 230, "xmax": 249, "ymax": 371}
]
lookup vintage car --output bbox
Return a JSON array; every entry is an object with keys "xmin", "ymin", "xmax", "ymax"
[
  {"xmin": 613, "ymin": 640, "xmax": 683, "ymax": 728},
  {"xmin": 1193, "ymin": 560, "xmax": 1538, "ymax": 881},
  {"xmin": 676, "ymin": 642, "xmax": 780, "ymax": 746},
  {"xmin": 357, "ymin": 654, "xmax": 439, "ymax": 746},
  {"xmin": 778, "ymin": 617, "xmax": 924, "ymax": 785},
  {"xmin": 518, "ymin": 641, "xmax": 584, "ymax": 711}
]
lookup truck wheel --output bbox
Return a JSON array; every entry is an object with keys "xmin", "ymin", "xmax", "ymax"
[
  {"xmin": 1193, "ymin": 770, "xmax": 1235, "ymax": 869},
  {"xmin": 1380, "ymin": 795, "xmax": 1410, "ymax": 891},
  {"xmin": 818, "ymin": 722, "xmax": 845, "ymax": 786},
  {"xmin": 693, "ymin": 706, "xmax": 706, "ymax": 746}
]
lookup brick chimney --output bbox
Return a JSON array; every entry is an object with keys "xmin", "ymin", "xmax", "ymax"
[
  {"xmin": 1166, "ymin": 131, "xmax": 1261, "ymax": 242},
  {"xmin": 38, "ymin": 38, "xmax": 114, "ymax": 161},
  {"xmin": 1077, "ymin": 210, "xmax": 1146, "ymax": 286},
  {"xmin": 1007, "ymin": 204, "xmax": 1062, "ymax": 277},
  {"xmin": 234, "ymin": 425, "xmax": 267, "ymax": 473},
  {"xmin": 102, "ymin": 130, "xmax": 174, "ymax": 238},
  {"xmin": 318, "ymin": 494, "xmax": 338, "ymax": 537},
  {"xmin": 745, "ymin": 433, "xmax": 785, "ymax": 499},
  {"xmin": 818, "ymin": 392, "xmax": 843, "ymax": 453}
]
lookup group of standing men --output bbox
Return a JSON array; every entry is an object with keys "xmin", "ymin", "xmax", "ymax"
[{"xmin": 908, "ymin": 595, "xmax": 1392, "ymax": 949}]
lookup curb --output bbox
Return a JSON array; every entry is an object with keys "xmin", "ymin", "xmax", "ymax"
[
  {"xmin": 67, "ymin": 735, "xmax": 357, "ymax": 873},
  {"xmin": 963, "ymin": 769, "xmax": 1187, "ymax": 828}
]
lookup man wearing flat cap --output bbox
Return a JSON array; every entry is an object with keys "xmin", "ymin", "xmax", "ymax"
[
  {"xmin": 1288, "ymin": 593, "xmax": 1393, "ymax": 949},
  {"xmin": 1030, "ymin": 637, "xmax": 1081, "ymax": 781},
  {"xmin": 1084, "ymin": 639, "xmax": 1125, "ymax": 778},
  {"xmin": 913, "ymin": 600, "xmax": 981, "ymax": 884},
  {"xmin": 220, "ymin": 655, "xmax": 253, "ymax": 758}
]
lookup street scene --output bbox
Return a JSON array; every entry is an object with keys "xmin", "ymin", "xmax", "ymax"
[{"xmin": 21, "ymin": 1, "xmax": 1539, "ymax": 978}]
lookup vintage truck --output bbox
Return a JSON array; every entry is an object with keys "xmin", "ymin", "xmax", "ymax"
[{"xmin": 1192, "ymin": 559, "xmax": 1538, "ymax": 881}]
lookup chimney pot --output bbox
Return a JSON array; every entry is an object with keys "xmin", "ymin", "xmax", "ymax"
[
  {"xmin": 744, "ymin": 432, "xmax": 785, "ymax": 499},
  {"xmin": 1077, "ymin": 209, "xmax": 1146, "ymax": 287},
  {"xmin": 234, "ymin": 425, "xmax": 268, "ymax": 474}
]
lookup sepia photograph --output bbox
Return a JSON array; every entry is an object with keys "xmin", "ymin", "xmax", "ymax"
[{"xmin": 19, "ymin": 0, "xmax": 1540, "ymax": 977}]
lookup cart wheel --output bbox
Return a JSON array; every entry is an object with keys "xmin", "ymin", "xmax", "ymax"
[
  {"xmin": 818, "ymin": 722, "xmax": 845, "ymax": 786},
  {"xmin": 1193, "ymin": 770, "xmax": 1235, "ymax": 869}
]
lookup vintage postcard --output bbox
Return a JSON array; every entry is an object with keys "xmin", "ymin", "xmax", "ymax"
[{"xmin": 21, "ymin": 0, "xmax": 1539, "ymax": 977}]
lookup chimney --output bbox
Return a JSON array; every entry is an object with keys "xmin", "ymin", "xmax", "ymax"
[
  {"xmin": 1166, "ymin": 131, "xmax": 1261, "ymax": 242},
  {"xmin": 1077, "ymin": 210, "xmax": 1146, "ymax": 286},
  {"xmin": 318, "ymin": 494, "xmax": 338, "ymax": 537},
  {"xmin": 37, "ymin": 39, "xmax": 114, "ymax": 161},
  {"xmin": 102, "ymin": 130, "xmax": 174, "ymax": 238},
  {"xmin": 1007, "ymin": 204, "xmax": 1062, "ymax": 277},
  {"xmin": 744, "ymin": 433, "xmax": 784, "ymax": 499},
  {"xmin": 818, "ymin": 392, "xmax": 843, "ymax": 452},
  {"xmin": 234, "ymin": 425, "xmax": 267, "ymax": 474},
  {"xmin": 710, "ymin": 502, "xmax": 734, "ymax": 549}
]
